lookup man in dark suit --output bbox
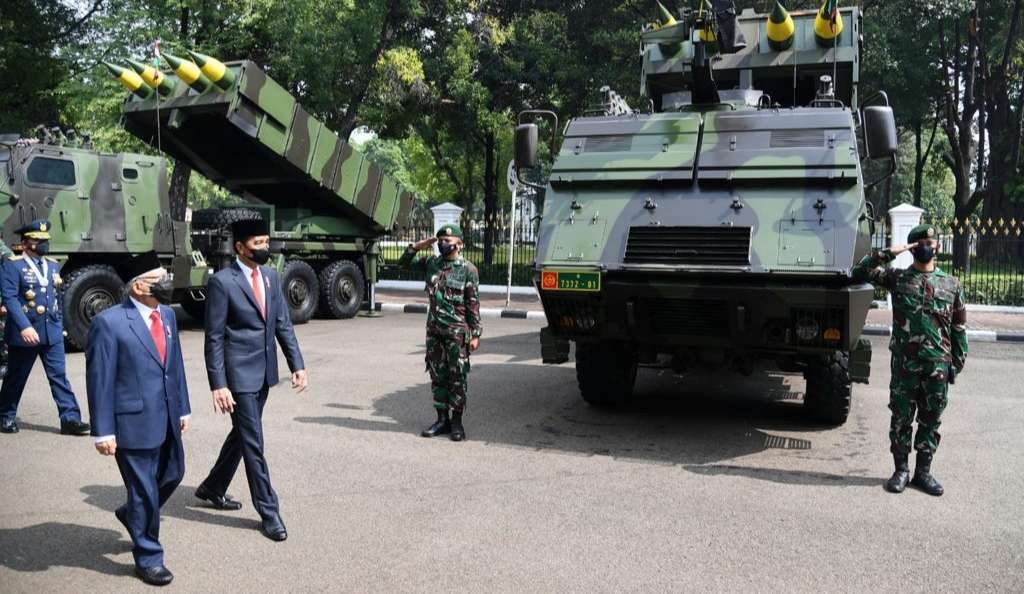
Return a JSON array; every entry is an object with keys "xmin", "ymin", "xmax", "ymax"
[
  {"xmin": 86, "ymin": 251, "xmax": 190, "ymax": 586},
  {"xmin": 197, "ymin": 218, "xmax": 307, "ymax": 541}
]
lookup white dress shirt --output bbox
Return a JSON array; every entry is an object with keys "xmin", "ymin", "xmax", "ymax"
[
  {"xmin": 236, "ymin": 256, "xmax": 267, "ymax": 313},
  {"xmin": 94, "ymin": 297, "xmax": 189, "ymax": 444}
]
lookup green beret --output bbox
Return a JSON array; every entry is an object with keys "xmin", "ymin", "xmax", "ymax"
[
  {"xmin": 907, "ymin": 224, "xmax": 936, "ymax": 243},
  {"xmin": 436, "ymin": 224, "xmax": 463, "ymax": 239}
]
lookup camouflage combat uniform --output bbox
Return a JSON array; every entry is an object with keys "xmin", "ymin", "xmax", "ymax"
[
  {"xmin": 398, "ymin": 247, "xmax": 482, "ymax": 413},
  {"xmin": 851, "ymin": 248, "xmax": 968, "ymax": 456}
]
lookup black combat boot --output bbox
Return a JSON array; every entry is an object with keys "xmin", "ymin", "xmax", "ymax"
[
  {"xmin": 449, "ymin": 412, "xmax": 465, "ymax": 442},
  {"xmin": 884, "ymin": 453, "xmax": 910, "ymax": 493},
  {"xmin": 911, "ymin": 451, "xmax": 944, "ymax": 496},
  {"xmin": 421, "ymin": 409, "xmax": 451, "ymax": 438}
]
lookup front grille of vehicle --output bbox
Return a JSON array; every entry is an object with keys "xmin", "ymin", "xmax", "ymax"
[
  {"xmin": 543, "ymin": 294, "xmax": 601, "ymax": 333},
  {"xmin": 624, "ymin": 226, "xmax": 751, "ymax": 266},
  {"xmin": 645, "ymin": 298, "xmax": 729, "ymax": 336}
]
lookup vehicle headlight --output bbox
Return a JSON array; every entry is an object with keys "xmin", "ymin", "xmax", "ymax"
[{"xmin": 795, "ymin": 317, "xmax": 820, "ymax": 341}]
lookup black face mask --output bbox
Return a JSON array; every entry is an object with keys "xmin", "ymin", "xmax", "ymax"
[
  {"xmin": 911, "ymin": 244, "xmax": 935, "ymax": 264},
  {"xmin": 249, "ymin": 248, "xmax": 271, "ymax": 265},
  {"xmin": 438, "ymin": 242, "xmax": 457, "ymax": 257},
  {"xmin": 148, "ymin": 277, "xmax": 174, "ymax": 305},
  {"xmin": 31, "ymin": 240, "xmax": 49, "ymax": 256}
]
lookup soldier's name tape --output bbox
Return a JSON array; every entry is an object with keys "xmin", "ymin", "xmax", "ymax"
[{"xmin": 372, "ymin": 303, "xmax": 1024, "ymax": 341}]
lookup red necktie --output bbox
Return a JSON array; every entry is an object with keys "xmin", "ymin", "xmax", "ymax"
[
  {"xmin": 251, "ymin": 268, "xmax": 265, "ymax": 319},
  {"xmin": 149, "ymin": 310, "xmax": 166, "ymax": 364}
]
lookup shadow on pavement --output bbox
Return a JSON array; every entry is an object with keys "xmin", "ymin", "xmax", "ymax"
[
  {"xmin": 11, "ymin": 421, "xmax": 62, "ymax": 435},
  {"xmin": 296, "ymin": 330, "xmax": 884, "ymax": 488},
  {"xmin": 0, "ymin": 522, "xmax": 133, "ymax": 576},
  {"xmin": 80, "ymin": 485, "xmax": 262, "ymax": 532}
]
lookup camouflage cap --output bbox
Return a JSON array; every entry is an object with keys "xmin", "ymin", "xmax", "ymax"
[
  {"xmin": 907, "ymin": 224, "xmax": 937, "ymax": 243},
  {"xmin": 436, "ymin": 224, "xmax": 463, "ymax": 239},
  {"xmin": 16, "ymin": 219, "xmax": 51, "ymax": 240}
]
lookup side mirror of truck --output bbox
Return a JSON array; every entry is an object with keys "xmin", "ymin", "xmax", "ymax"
[
  {"xmin": 515, "ymin": 124, "xmax": 539, "ymax": 170},
  {"xmin": 863, "ymin": 106, "xmax": 897, "ymax": 159}
]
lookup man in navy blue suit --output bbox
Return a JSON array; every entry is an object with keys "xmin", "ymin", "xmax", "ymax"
[
  {"xmin": 86, "ymin": 251, "xmax": 190, "ymax": 586},
  {"xmin": 196, "ymin": 218, "xmax": 307, "ymax": 542},
  {"xmin": 0, "ymin": 219, "xmax": 89, "ymax": 435}
]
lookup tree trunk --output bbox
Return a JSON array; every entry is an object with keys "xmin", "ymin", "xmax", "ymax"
[
  {"xmin": 336, "ymin": 4, "xmax": 398, "ymax": 140},
  {"xmin": 482, "ymin": 133, "xmax": 497, "ymax": 265}
]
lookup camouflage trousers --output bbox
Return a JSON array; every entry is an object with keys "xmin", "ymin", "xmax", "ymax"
[
  {"xmin": 888, "ymin": 354, "xmax": 950, "ymax": 456},
  {"xmin": 425, "ymin": 332, "xmax": 471, "ymax": 413}
]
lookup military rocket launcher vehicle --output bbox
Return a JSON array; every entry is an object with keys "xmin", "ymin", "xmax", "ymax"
[
  {"xmin": 0, "ymin": 127, "xmax": 210, "ymax": 349},
  {"xmin": 515, "ymin": 2, "xmax": 898, "ymax": 425},
  {"xmin": 116, "ymin": 51, "xmax": 415, "ymax": 323}
]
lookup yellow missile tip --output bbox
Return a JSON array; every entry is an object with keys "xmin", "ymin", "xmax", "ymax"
[
  {"xmin": 104, "ymin": 61, "xmax": 150, "ymax": 98},
  {"xmin": 187, "ymin": 49, "xmax": 235, "ymax": 89}
]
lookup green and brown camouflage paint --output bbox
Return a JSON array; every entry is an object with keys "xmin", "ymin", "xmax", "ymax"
[{"xmin": 535, "ymin": 6, "xmax": 875, "ymax": 368}]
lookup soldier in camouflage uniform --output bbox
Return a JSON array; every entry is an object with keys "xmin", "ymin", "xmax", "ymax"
[
  {"xmin": 852, "ymin": 223, "xmax": 968, "ymax": 496},
  {"xmin": 398, "ymin": 224, "xmax": 482, "ymax": 442}
]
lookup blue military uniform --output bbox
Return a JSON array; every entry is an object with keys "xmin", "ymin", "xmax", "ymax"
[{"xmin": 0, "ymin": 220, "xmax": 86, "ymax": 434}]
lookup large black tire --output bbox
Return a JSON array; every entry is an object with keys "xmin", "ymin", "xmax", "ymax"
[
  {"xmin": 317, "ymin": 259, "xmax": 365, "ymax": 319},
  {"xmin": 574, "ymin": 341, "xmax": 638, "ymax": 406},
  {"xmin": 62, "ymin": 265, "xmax": 125, "ymax": 350},
  {"xmin": 180, "ymin": 288, "xmax": 206, "ymax": 322},
  {"xmin": 803, "ymin": 351, "xmax": 852, "ymax": 425},
  {"xmin": 190, "ymin": 207, "xmax": 264, "ymax": 231},
  {"xmin": 280, "ymin": 260, "xmax": 318, "ymax": 324}
]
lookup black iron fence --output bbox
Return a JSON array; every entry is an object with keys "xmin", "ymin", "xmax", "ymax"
[
  {"xmin": 381, "ymin": 214, "xmax": 1024, "ymax": 305},
  {"xmin": 870, "ymin": 216, "xmax": 1024, "ymax": 306},
  {"xmin": 379, "ymin": 214, "xmax": 539, "ymax": 286}
]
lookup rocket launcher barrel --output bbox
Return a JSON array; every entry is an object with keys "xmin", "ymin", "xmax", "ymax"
[
  {"xmin": 104, "ymin": 62, "xmax": 152, "ymax": 99},
  {"xmin": 162, "ymin": 52, "xmax": 211, "ymax": 93},
  {"xmin": 187, "ymin": 50, "xmax": 237, "ymax": 90},
  {"xmin": 119, "ymin": 59, "xmax": 414, "ymax": 236},
  {"xmin": 814, "ymin": 0, "xmax": 844, "ymax": 47},
  {"xmin": 126, "ymin": 59, "xmax": 176, "ymax": 96}
]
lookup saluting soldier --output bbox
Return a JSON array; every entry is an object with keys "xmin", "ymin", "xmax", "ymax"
[
  {"xmin": 0, "ymin": 220, "xmax": 89, "ymax": 435},
  {"xmin": 852, "ymin": 223, "xmax": 968, "ymax": 496},
  {"xmin": 399, "ymin": 224, "xmax": 482, "ymax": 442}
]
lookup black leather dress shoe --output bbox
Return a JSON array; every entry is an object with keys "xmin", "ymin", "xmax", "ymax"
[
  {"xmin": 261, "ymin": 517, "xmax": 288, "ymax": 542},
  {"xmin": 195, "ymin": 485, "xmax": 243, "ymax": 511},
  {"xmin": 135, "ymin": 565, "xmax": 174, "ymax": 586},
  {"xmin": 0, "ymin": 420, "xmax": 18, "ymax": 434},
  {"xmin": 59, "ymin": 419, "xmax": 90, "ymax": 435}
]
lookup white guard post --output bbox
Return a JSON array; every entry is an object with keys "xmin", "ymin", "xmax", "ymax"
[{"xmin": 887, "ymin": 203, "xmax": 924, "ymax": 310}]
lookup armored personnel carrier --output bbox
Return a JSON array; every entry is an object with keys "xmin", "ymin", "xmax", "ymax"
[
  {"xmin": 112, "ymin": 52, "xmax": 415, "ymax": 323},
  {"xmin": 515, "ymin": 2, "xmax": 898, "ymax": 424},
  {"xmin": 0, "ymin": 127, "xmax": 209, "ymax": 349}
]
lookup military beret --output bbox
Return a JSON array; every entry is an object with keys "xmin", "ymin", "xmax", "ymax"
[
  {"xmin": 231, "ymin": 218, "xmax": 270, "ymax": 241},
  {"xmin": 436, "ymin": 224, "xmax": 463, "ymax": 239},
  {"xmin": 15, "ymin": 219, "xmax": 51, "ymax": 240},
  {"xmin": 116, "ymin": 250, "xmax": 163, "ymax": 283},
  {"xmin": 907, "ymin": 224, "xmax": 936, "ymax": 243}
]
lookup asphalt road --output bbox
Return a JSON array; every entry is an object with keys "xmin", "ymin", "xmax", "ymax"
[{"xmin": 0, "ymin": 313, "xmax": 1021, "ymax": 592}]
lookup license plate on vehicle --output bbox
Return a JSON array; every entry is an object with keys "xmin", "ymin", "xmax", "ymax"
[{"xmin": 540, "ymin": 270, "xmax": 601, "ymax": 292}]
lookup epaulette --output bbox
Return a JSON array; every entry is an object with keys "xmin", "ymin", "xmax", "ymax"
[
  {"xmin": 7, "ymin": 254, "xmax": 23, "ymax": 261},
  {"xmin": 44, "ymin": 256, "xmax": 58, "ymax": 263}
]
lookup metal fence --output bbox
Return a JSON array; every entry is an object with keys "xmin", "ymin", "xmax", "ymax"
[
  {"xmin": 379, "ymin": 214, "xmax": 539, "ymax": 286},
  {"xmin": 871, "ymin": 216, "xmax": 1024, "ymax": 306},
  {"xmin": 381, "ymin": 214, "xmax": 1024, "ymax": 305}
]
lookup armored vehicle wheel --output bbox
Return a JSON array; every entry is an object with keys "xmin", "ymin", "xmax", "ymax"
[
  {"xmin": 190, "ymin": 207, "xmax": 264, "ymax": 231},
  {"xmin": 63, "ymin": 265, "xmax": 126, "ymax": 350},
  {"xmin": 803, "ymin": 351, "xmax": 852, "ymax": 426},
  {"xmin": 318, "ymin": 259, "xmax": 365, "ymax": 319},
  {"xmin": 575, "ymin": 341, "xmax": 638, "ymax": 406},
  {"xmin": 280, "ymin": 260, "xmax": 318, "ymax": 324},
  {"xmin": 180, "ymin": 289, "xmax": 206, "ymax": 322}
]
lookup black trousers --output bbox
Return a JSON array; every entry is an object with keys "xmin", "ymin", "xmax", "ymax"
[{"xmin": 201, "ymin": 385, "xmax": 279, "ymax": 519}]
